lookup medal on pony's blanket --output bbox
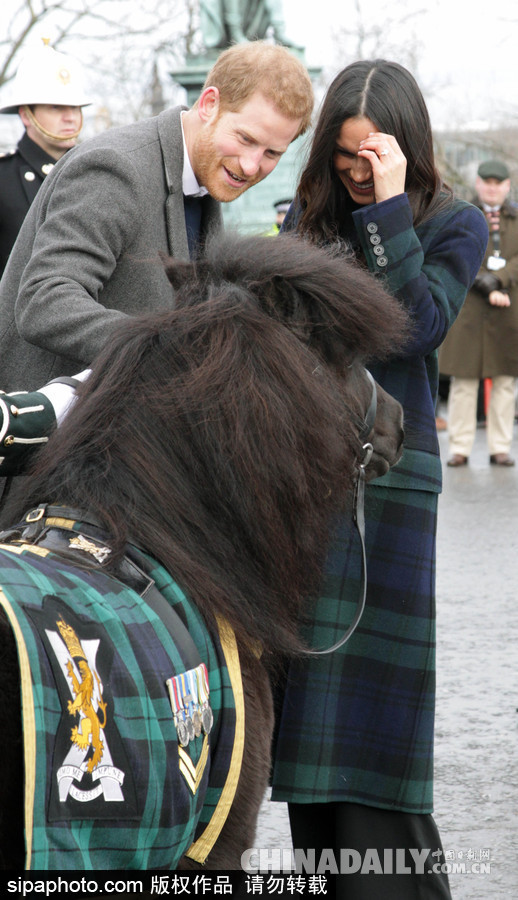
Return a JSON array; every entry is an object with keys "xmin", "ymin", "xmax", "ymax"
[
  {"xmin": 166, "ymin": 663, "xmax": 213, "ymax": 746},
  {"xmin": 180, "ymin": 672, "xmax": 196, "ymax": 742},
  {"xmin": 197, "ymin": 663, "xmax": 213, "ymax": 735},
  {"xmin": 188, "ymin": 669, "xmax": 202, "ymax": 737},
  {"xmin": 166, "ymin": 674, "xmax": 190, "ymax": 747}
]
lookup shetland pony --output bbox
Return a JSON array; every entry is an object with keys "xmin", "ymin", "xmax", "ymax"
[{"xmin": 0, "ymin": 233, "xmax": 407, "ymax": 870}]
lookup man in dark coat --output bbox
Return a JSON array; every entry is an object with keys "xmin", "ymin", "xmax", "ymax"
[
  {"xmin": 0, "ymin": 39, "xmax": 91, "ymax": 276},
  {"xmin": 439, "ymin": 160, "xmax": 518, "ymax": 467}
]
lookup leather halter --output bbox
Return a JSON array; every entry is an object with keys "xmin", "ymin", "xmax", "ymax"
[{"xmin": 304, "ymin": 368, "xmax": 376, "ymax": 656}]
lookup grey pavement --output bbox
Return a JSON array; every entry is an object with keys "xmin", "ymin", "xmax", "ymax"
[{"xmin": 254, "ymin": 411, "xmax": 518, "ymax": 898}]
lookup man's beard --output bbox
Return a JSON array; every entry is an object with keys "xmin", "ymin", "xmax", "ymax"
[{"xmin": 192, "ymin": 129, "xmax": 261, "ymax": 203}]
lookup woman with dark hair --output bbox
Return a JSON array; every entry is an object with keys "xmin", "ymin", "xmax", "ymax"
[{"xmin": 270, "ymin": 60, "xmax": 489, "ymax": 899}]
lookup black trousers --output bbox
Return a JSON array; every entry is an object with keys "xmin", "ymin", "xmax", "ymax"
[{"xmin": 288, "ymin": 802, "xmax": 452, "ymax": 900}]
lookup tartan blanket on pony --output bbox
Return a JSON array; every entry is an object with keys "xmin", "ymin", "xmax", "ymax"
[{"xmin": 0, "ymin": 519, "xmax": 241, "ymax": 870}]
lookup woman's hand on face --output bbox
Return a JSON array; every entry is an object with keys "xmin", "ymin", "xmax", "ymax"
[{"xmin": 358, "ymin": 132, "xmax": 407, "ymax": 203}]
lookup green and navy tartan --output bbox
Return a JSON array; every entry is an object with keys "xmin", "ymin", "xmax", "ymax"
[
  {"xmin": 271, "ymin": 485, "xmax": 438, "ymax": 813},
  {"xmin": 0, "ymin": 536, "xmax": 238, "ymax": 870},
  {"xmin": 273, "ymin": 191, "xmax": 488, "ymax": 814},
  {"xmin": 283, "ymin": 193, "xmax": 489, "ymax": 493}
]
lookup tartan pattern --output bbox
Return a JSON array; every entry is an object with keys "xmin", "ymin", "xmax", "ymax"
[
  {"xmin": 144, "ymin": 558, "xmax": 239, "ymax": 843},
  {"xmin": 0, "ymin": 538, "xmax": 237, "ymax": 870},
  {"xmin": 271, "ymin": 486, "xmax": 438, "ymax": 813},
  {"xmin": 284, "ymin": 194, "xmax": 489, "ymax": 492},
  {"xmin": 354, "ymin": 195, "xmax": 488, "ymax": 491},
  {"xmin": 272, "ymin": 194, "xmax": 488, "ymax": 815}
]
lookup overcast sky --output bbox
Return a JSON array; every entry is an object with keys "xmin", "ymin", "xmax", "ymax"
[
  {"xmin": 1, "ymin": 0, "xmax": 517, "ymax": 137},
  {"xmin": 283, "ymin": 0, "xmax": 518, "ymax": 131}
]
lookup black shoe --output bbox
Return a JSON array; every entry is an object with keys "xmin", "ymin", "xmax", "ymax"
[
  {"xmin": 447, "ymin": 454, "xmax": 468, "ymax": 467},
  {"xmin": 489, "ymin": 453, "xmax": 515, "ymax": 466}
]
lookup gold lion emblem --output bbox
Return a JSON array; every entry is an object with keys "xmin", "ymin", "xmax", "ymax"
[{"xmin": 57, "ymin": 618, "xmax": 108, "ymax": 773}]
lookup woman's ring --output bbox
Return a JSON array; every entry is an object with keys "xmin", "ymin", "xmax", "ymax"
[{"xmin": 379, "ymin": 149, "xmax": 389, "ymax": 156}]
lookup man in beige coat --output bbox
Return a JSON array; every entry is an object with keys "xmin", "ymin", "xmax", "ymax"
[{"xmin": 439, "ymin": 160, "xmax": 518, "ymax": 466}]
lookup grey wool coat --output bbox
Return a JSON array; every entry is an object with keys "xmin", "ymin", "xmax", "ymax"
[{"xmin": 0, "ymin": 106, "xmax": 223, "ymax": 392}]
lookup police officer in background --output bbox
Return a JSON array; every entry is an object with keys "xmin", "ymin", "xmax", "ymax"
[
  {"xmin": 265, "ymin": 198, "xmax": 292, "ymax": 235},
  {"xmin": 0, "ymin": 39, "xmax": 91, "ymax": 275}
]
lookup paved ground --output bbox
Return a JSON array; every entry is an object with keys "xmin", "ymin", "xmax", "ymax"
[{"xmin": 254, "ymin": 413, "xmax": 518, "ymax": 898}]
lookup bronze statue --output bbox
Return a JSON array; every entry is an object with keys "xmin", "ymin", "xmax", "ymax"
[{"xmin": 200, "ymin": 0, "xmax": 302, "ymax": 51}]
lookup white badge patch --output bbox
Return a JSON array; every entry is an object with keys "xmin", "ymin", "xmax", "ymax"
[{"xmin": 46, "ymin": 618, "xmax": 125, "ymax": 803}]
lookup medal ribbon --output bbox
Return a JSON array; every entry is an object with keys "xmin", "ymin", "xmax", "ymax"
[
  {"xmin": 179, "ymin": 671, "xmax": 194, "ymax": 716},
  {"xmin": 166, "ymin": 675, "xmax": 184, "ymax": 717},
  {"xmin": 196, "ymin": 664, "xmax": 209, "ymax": 706}
]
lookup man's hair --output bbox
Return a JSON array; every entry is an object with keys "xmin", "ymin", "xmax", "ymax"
[{"xmin": 201, "ymin": 41, "xmax": 314, "ymax": 138}]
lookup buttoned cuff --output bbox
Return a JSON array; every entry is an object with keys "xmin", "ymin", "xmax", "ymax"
[{"xmin": 353, "ymin": 193, "xmax": 413, "ymax": 273}]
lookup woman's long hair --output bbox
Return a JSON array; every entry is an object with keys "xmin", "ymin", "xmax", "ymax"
[
  {"xmin": 9, "ymin": 234, "xmax": 409, "ymax": 660},
  {"xmin": 297, "ymin": 59, "xmax": 453, "ymax": 243}
]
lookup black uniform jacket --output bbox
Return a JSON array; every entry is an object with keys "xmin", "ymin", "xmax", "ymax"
[{"xmin": 0, "ymin": 132, "xmax": 56, "ymax": 275}]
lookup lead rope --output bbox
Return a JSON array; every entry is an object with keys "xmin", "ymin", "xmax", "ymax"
[{"xmin": 305, "ymin": 368, "xmax": 376, "ymax": 656}]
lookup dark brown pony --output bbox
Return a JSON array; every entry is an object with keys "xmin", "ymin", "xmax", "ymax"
[{"xmin": 0, "ymin": 232, "xmax": 408, "ymax": 870}]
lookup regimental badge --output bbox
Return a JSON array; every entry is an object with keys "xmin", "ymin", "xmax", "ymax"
[
  {"xmin": 58, "ymin": 67, "xmax": 71, "ymax": 85},
  {"xmin": 47, "ymin": 615, "xmax": 125, "ymax": 803},
  {"xmin": 68, "ymin": 533, "xmax": 112, "ymax": 564},
  {"xmin": 27, "ymin": 595, "xmax": 138, "ymax": 820},
  {"xmin": 166, "ymin": 663, "xmax": 213, "ymax": 746},
  {"xmin": 57, "ymin": 617, "xmax": 108, "ymax": 770}
]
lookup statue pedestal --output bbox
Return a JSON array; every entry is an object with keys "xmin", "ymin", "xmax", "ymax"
[
  {"xmin": 169, "ymin": 53, "xmax": 219, "ymax": 107},
  {"xmin": 170, "ymin": 48, "xmax": 320, "ymax": 108}
]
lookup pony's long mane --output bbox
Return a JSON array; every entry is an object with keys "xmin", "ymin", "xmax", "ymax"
[
  {"xmin": 168, "ymin": 231, "xmax": 409, "ymax": 371},
  {"xmin": 11, "ymin": 234, "xmax": 409, "ymax": 659}
]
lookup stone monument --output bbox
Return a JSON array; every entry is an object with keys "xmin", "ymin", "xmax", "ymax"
[{"xmin": 199, "ymin": 0, "xmax": 303, "ymax": 52}]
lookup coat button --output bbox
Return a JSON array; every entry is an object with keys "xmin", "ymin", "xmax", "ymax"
[
  {"xmin": 370, "ymin": 233, "xmax": 381, "ymax": 245},
  {"xmin": 376, "ymin": 256, "xmax": 388, "ymax": 267},
  {"xmin": 24, "ymin": 171, "xmax": 36, "ymax": 182},
  {"xmin": 366, "ymin": 222, "xmax": 378, "ymax": 234},
  {"xmin": 373, "ymin": 244, "xmax": 385, "ymax": 256}
]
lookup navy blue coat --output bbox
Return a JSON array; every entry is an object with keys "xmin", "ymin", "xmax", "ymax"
[{"xmin": 271, "ymin": 193, "xmax": 488, "ymax": 812}]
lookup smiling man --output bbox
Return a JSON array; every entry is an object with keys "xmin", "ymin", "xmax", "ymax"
[
  {"xmin": 0, "ymin": 39, "xmax": 91, "ymax": 276},
  {"xmin": 0, "ymin": 40, "xmax": 313, "ymax": 397},
  {"xmin": 186, "ymin": 91, "xmax": 297, "ymax": 202}
]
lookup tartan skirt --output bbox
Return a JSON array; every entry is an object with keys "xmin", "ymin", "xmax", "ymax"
[{"xmin": 271, "ymin": 484, "xmax": 438, "ymax": 814}]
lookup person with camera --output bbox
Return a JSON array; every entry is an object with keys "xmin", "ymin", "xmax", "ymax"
[{"xmin": 440, "ymin": 160, "xmax": 518, "ymax": 466}]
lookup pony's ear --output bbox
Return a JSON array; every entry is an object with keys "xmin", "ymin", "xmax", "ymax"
[
  {"xmin": 159, "ymin": 251, "xmax": 197, "ymax": 290},
  {"xmin": 265, "ymin": 276, "xmax": 300, "ymax": 321}
]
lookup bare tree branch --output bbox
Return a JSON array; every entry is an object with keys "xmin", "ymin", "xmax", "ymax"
[{"xmin": 0, "ymin": 0, "xmax": 193, "ymax": 129}]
